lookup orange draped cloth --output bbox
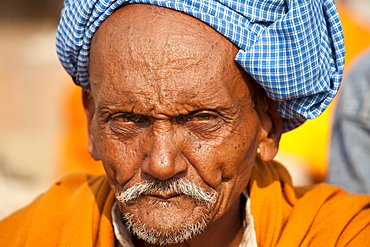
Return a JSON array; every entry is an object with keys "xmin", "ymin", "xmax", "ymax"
[{"xmin": 1, "ymin": 159, "xmax": 369, "ymax": 246}]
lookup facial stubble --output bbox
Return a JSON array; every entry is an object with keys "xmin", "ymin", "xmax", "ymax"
[{"xmin": 115, "ymin": 178, "xmax": 218, "ymax": 245}]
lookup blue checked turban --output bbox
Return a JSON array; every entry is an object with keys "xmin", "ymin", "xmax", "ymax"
[{"xmin": 56, "ymin": 0, "xmax": 345, "ymax": 132}]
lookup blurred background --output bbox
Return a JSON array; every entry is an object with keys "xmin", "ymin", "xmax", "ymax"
[
  {"xmin": 0, "ymin": 0, "xmax": 370, "ymax": 219},
  {"xmin": 0, "ymin": 0, "xmax": 68, "ymax": 218}
]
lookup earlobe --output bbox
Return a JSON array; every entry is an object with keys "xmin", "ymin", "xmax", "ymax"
[
  {"xmin": 257, "ymin": 99, "xmax": 283, "ymax": 162},
  {"xmin": 88, "ymin": 139, "xmax": 101, "ymax": 161},
  {"xmin": 82, "ymin": 88, "xmax": 101, "ymax": 161},
  {"xmin": 258, "ymin": 138, "xmax": 278, "ymax": 162}
]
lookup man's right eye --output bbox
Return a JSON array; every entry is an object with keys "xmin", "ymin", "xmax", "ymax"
[
  {"xmin": 111, "ymin": 113, "xmax": 150, "ymax": 127},
  {"xmin": 116, "ymin": 113, "xmax": 147, "ymax": 123}
]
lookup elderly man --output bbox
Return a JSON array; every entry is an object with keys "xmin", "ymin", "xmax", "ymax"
[{"xmin": 1, "ymin": 0, "xmax": 369, "ymax": 246}]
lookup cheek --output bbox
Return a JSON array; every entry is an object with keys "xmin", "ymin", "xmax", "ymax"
[
  {"xmin": 219, "ymin": 129, "xmax": 259, "ymax": 179},
  {"xmin": 91, "ymin": 120, "xmax": 147, "ymax": 187},
  {"xmin": 181, "ymin": 116, "xmax": 260, "ymax": 190},
  {"xmin": 195, "ymin": 115, "xmax": 261, "ymax": 209},
  {"xmin": 180, "ymin": 124, "xmax": 259, "ymax": 221}
]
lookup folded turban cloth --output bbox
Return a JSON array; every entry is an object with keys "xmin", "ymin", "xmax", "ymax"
[{"xmin": 56, "ymin": 0, "xmax": 345, "ymax": 132}]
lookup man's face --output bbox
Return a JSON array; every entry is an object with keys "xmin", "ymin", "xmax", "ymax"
[{"xmin": 86, "ymin": 4, "xmax": 277, "ymax": 245}]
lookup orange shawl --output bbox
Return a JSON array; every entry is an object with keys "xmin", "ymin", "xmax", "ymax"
[{"xmin": 1, "ymin": 159, "xmax": 369, "ymax": 246}]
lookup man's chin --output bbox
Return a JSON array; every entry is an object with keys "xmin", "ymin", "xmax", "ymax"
[{"xmin": 121, "ymin": 199, "xmax": 212, "ymax": 245}]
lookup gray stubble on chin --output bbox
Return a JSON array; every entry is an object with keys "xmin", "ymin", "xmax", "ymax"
[{"xmin": 115, "ymin": 178, "xmax": 218, "ymax": 245}]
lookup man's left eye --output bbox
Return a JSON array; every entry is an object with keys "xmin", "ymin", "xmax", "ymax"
[
  {"xmin": 191, "ymin": 113, "xmax": 217, "ymax": 121},
  {"xmin": 176, "ymin": 111, "xmax": 218, "ymax": 124}
]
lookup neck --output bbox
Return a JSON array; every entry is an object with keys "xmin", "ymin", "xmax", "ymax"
[{"xmin": 136, "ymin": 196, "xmax": 244, "ymax": 247}]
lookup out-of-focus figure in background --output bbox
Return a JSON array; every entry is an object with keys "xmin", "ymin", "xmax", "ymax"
[
  {"xmin": 328, "ymin": 49, "xmax": 370, "ymax": 194},
  {"xmin": 325, "ymin": 0, "xmax": 370, "ymax": 194},
  {"xmin": 0, "ymin": 0, "xmax": 67, "ymax": 219},
  {"xmin": 275, "ymin": 0, "xmax": 370, "ymax": 185}
]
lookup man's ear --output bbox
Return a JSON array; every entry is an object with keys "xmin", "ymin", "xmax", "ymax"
[
  {"xmin": 257, "ymin": 99, "xmax": 283, "ymax": 162},
  {"xmin": 82, "ymin": 88, "xmax": 101, "ymax": 161}
]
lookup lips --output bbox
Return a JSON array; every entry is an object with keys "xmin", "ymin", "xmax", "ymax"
[{"xmin": 144, "ymin": 191, "xmax": 183, "ymax": 200}]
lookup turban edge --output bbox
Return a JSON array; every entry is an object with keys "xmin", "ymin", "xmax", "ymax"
[{"xmin": 56, "ymin": 0, "xmax": 345, "ymax": 132}]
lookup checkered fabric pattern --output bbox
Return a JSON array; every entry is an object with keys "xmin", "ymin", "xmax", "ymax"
[{"xmin": 56, "ymin": 0, "xmax": 345, "ymax": 132}]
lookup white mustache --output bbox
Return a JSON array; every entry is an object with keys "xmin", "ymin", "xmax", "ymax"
[{"xmin": 116, "ymin": 178, "xmax": 217, "ymax": 206}]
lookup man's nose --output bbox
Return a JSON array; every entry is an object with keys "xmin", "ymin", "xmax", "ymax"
[{"xmin": 141, "ymin": 121, "xmax": 188, "ymax": 180}]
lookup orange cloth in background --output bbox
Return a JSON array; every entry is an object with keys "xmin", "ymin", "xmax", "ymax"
[
  {"xmin": 59, "ymin": 85, "xmax": 105, "ymax": 176},
  {"xmin": 1, "ymin": 159, "xmax": 369, "ymax": 246},
  {"xmin": 250, "ymin": 158, "xmax": 370, "ymax": 246},
  {"xmin": 0, "ymin": 173, "xmax": 116, "ymax": 247}
]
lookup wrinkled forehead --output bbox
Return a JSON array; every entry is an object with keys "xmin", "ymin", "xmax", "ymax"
[
  {"xmin": 91, "ymin": 4, "xmax": 236, "ymax": 52},
  {"xmin": 89, "ymin": 4, "xmax": 244, "ymax": 93}
]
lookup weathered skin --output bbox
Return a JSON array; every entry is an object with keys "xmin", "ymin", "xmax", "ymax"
[{"xmin": 84, "ymin": 4, "xmax": 282, "ymax": 247}]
